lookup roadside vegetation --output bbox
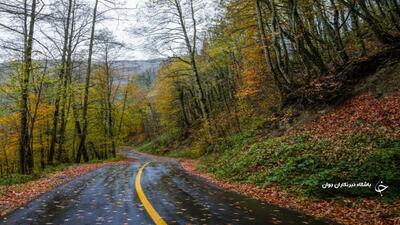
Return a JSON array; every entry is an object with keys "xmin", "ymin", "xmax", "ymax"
[
  {"xmin": 201, "ymin": 131, "xmax": 400, "ymax": 199},
  {"xmin": 199, "ymin": 92, "xmax": 400, "ymax": 199},
  {"xmin": 0, "ymin": 155, "xmax": 127, "ymax": 186}
]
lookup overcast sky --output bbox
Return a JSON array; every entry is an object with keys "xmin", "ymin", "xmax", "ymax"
[
  {"xmin": 101, "ymin": 0, "xmax": 218, "ymax": 60},
  {"xmin": 0, "ymin": 0, "xmax": 217, "ymax": 61},
  {"xmin": 101, "ymin": 0, "xmax": 151, "ymax": 60}
]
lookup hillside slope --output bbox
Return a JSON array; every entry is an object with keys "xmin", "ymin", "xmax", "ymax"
[{"xmin": 138, "ymin": 50, "xmax": 400, "ymax": 224}]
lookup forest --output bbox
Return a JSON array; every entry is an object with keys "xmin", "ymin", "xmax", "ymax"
[
  {"xmin": 135, "ymin": 0, "xmax": 400, "ymax": 154},
  {"xmin": 0, "ymin": 0, "xmax": 399, "ymax": 224},
  {"xmin": 0, "ymin": 0, "xmax": 140, "ymax": 176},
  {"xmin": 0, "ymin": 0, "xmax": 399, "ymax": 205}
]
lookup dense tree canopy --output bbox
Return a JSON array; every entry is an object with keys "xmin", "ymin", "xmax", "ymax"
[{"xmin": 134, "ymin": 0, "xmax": 400, "ymax": 150}]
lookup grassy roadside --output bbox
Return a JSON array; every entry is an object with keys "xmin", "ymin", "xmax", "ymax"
[
  {"xmin": 199, "ymin": 132, "xmax": 400, "ymax": 200},
  {"xmin": 0, "ymin": 155, "xmax": 127, "ymax": 186},
  {"xmin": 137, "ymin": 131, "xmax": 400, "ymax": 200},
  {"xmin": 137, "ymin": 143, "xmax": 199, "ymax": 159}
]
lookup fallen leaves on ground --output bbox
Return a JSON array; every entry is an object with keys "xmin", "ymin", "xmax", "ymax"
[
  {"xmin": 286, "ymin": 92, "xmax": 400, "ymax": 139},
  {"xmin": 180, "ymin": 159, "xmax": 400, "ymax": 225},
  {"xmin": 0, "ymin": 159, "xmax": 133, "ymax": 216}
]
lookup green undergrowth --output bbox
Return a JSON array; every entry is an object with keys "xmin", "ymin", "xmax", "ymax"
[
  {"xmin": 136, "ymin": 130, "xmax": 199, "ymax": 158},
  {"xmin": 164, "ymin": 147, "xmax": 202, "ymax": 159},
  {"xmin": 89, "ymin": 155, "xmax": 127, "ymax": 163},
  {"xmin": 135, "ymin": 122, "xmax": 400, "ymax": 201},
  {"xmin": 199, "ymin": 132, "xmax": 400, "ymax": 200},
  {"xmin": 0, "ymin": 156, "xmax": 126, "ymax": 186},
  {"xmin": 136, "ymin": 141, "xmax": 163, "ymax": 155},
  {"xmin": 137, "ymin": 140, "xmax": 201, "ymax": 159},
  {"xmin": 0, "ymin": 163, "xmax": 70, "ymax": 186}
]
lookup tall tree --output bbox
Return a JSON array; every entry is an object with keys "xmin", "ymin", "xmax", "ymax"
[
  {"xmin": 139, "ymin": 0, "xmax": 211, "ymax": 120},
  {"xmin": 76, "ymin": 0, "xmax": 99, "ymax": 163},
  {"xmin": 48, "ymin": 0, "xmax": 74, "ymax": 164},
  {"xmin": 21, "ymin": 0, "xmax": 38, "ymax": 174}
]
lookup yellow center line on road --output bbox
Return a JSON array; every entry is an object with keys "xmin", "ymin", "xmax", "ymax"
[{"xmin": 135, "ymin": 162, "xmax": 168, "ymax": 225}]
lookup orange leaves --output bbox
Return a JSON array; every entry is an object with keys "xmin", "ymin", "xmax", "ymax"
[
  {"xmin": 287, "ymin": 92, "xmax": 400, "ymax": 140},
  {"xmin": 237, "ymin": 41, "xmax": 267, "ymax": 99}
]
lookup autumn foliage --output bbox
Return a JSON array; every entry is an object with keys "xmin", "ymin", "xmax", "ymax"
[{"xmin": 288, "ymin": 92, "xmax": 400, "ymax": 139}]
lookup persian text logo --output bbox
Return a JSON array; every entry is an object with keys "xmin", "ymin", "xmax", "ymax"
[
  {"xmin": 375, "ymin": 181, "xmax": 388, "ymax": 196},
  {"xmin": 321, "ymin": 181, "xmax": 371, "ymax": 189}
]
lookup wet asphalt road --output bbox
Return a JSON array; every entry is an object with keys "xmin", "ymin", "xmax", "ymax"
[{"xmin": 0, "ymin": 148, "xmax": 335, "ymax": 225}]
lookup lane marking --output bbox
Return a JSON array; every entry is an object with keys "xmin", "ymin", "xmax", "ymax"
[{"xmin": 135, "ymin": 162, "xmax": 168, "ymax": 225}]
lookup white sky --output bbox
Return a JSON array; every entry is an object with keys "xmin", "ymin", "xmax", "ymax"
[
  {"xmin": 101, "ymin": 0, "xmax": 151, "ymax": 60},
  {"xmin": 101, "ymin": 0, "xmax": 218, "ymax": 60},
  {"xmin": 0, "ymin": 0, "xmax": 217, "ymax": 61}
]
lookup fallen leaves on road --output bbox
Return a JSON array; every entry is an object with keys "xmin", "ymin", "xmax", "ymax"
[
  {"xmin": 0, "ymin": 160, "xmax": 133, "ymax": 216},
  {"xmin": 180, "ymin": 159, "xmax": 400, "ymax": 225}
]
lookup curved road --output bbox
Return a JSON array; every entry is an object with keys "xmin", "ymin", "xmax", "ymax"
[{"xmin": 0, "ymin": 148, "xmax": 335, "ymax": 225}]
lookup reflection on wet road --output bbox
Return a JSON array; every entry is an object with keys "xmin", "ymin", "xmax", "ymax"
[{"xmin": 0, "ymin": 149, "xmax": 335, "ymax": 225}]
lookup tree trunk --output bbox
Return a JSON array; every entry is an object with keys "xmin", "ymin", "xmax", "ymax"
[
  {"xmin": 255, "ymin": 0, "xmax": 286, "ymax": 98},
  {"xmin": 58, "ymin": 0, "xmax": 75, "ymax": 163},
  {"xmin": 76, "ymin": 0, "xmax": 98, "ymax": 163},
  {"xmin": 105, "ymin": 58, "xmax": 116, "ymax": 158},
  {"xmin": 20, "ymin": 0, "xmax": 37, "ymax": 174}
]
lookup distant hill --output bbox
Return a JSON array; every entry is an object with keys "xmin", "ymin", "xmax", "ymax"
[
  {"xmin": 0, "ymin": 58, "xmax": 165, "ymax": 87},
  {"xmin": 113, "ymin": 58, "xmax": 165, "ymax": 88},
  {"xmin": 113, "ymin": 59, "xmax": 164, "ymax": 76}
]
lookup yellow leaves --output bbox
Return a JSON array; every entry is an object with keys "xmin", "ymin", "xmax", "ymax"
[
  {"xmin": 237, "ymin": 36, "xmax": 268, "ymax": 99},
  {"xmin": 0, "ymin": 113, "xmax": 19, "ymax": 133},
  {"xmin": 0, "ymin": 113, "xmax": 20, "ymax": 158}
]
